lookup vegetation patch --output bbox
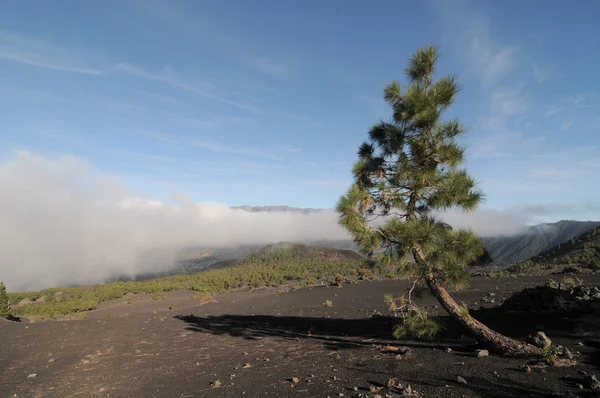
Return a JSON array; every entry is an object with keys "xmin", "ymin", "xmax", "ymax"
[{"xmin": 6, "ymin": 243, "xmax": 370, "ymax": 318}]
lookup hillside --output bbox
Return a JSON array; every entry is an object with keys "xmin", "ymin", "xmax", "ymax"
[
  {"xmin": 482, "ymin": 220, "xmax": 600, "ymax": 267},
  {"xmin": 7, "ymin": 243, "xmax": 367, "ymax": 318},
  {"xmin": 241, "ymin": 242, "xmax": 363, "ymax": 263},
  {"xmin": 507, "ymin": 224, "xmax": 600, "ymax": 273}
]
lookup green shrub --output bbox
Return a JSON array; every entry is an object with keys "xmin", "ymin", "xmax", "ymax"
[
  {"xmin": 7, "ymin": 255, "xmax": 366, "ymax": 317},
  {"xmin": 0, "ymin": 282, "xmax": 11, "ymax": 319},
  {"xmin": 393, "ymin": 310, "xmax": 441, "ymax": 340}
]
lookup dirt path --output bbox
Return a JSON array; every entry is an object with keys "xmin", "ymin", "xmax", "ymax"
[{"xmin": 2, "ymin": 275, "xmax": 600, "ymax": 397}]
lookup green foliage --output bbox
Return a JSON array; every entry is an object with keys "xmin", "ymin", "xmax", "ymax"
[
  {"xmin": 392, "ymin": 310, "xmax": 441, "ymax": 340},
  {"xmin": 8, "ymin": 244, "xmax": 367, "ymax": 317},
  {"xmin": 104, "ymin": 311, "xmax": 112, "ymax": 319},
  {"xmin": 513, "ymin": 225, "xmax": 600, "ymax": 272},
  {"xmin": 458, "ymin": 304, "xmax": 471, "ymax": 319},
  {"xmin": 336, "ymin": 45, "xmax": 484, "ymax": 286},
  {"xmin": 0, "ymin": 281, "xmax": 11, "ymax": 319}
]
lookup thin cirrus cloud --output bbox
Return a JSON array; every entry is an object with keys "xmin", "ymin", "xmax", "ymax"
[
  {"xmin": 0, "ymin": 31, "xmax": 104, "ymax": 75},
  {"xmin": 112, "ymin": 63, "xmax": 264, "ymax": 114},
  {"xmin": 128, "ymin": 0, "xmax": 290, "ymax": 78},
  {"xmin": 532, "ymin": 64, "xmax": 553, "ymax": 83},
  {"xmin": 193, "ymin": 140, "xmax": 284, "ymax": 162}
]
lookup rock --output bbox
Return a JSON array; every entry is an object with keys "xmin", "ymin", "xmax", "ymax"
[
  {"xmin": 476, "ymin": 349, "xmax": 489, "ymax": 358},
  {"xmin": 402, "ymin": 384, "xmax": 413, "ymax": 395},
  {"xmin": 242, "ymin": 363, "xmax": 251, "ymax": 368},
  {"xmin": 48, "ymin": 358, "xmax": 55, "ymax": 363},
  {"xmin": 563, "ymin": 347, "xmax": 574, "ymax": 359},
  {"xmin": 291, "ymin": 377, "xmax": 300, "ymax": 384},
  {"xmin": 521, "ymin": 365, "xmax": 531, "ymax": 372},
  {"xmin": 81, "ymin": 359, "xmax": 90, "ymax": 364},
  {"xmin": 445, "ymin": 348, "xmax": 452, "ymax": 353},
  {"xmin": 210, "ymin": 380, "xmax": 222, "ymax": 388},
  {"xmin": 488, "ymin": 292, "xmax": 496, "ymax": 297},
  {"xmin": 583, "ymin": 374, "xmax": 600, "ymax": 390},
  {"xmin": 386, "ymin": 378, "xmax": 396, "ymax": 388},
  {"xmin": 457, "ymin": 376, "xmax": 467, "ymax": 385},
  {"xmin": 527, "ymin": 331, "xmax": 552, "ymax": 349},
  {"xmin": 27, "ymin": 374, "xmax": 37, "ymax": 379}
]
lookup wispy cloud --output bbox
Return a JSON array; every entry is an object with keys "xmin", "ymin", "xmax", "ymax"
[
  {"xmin": 241, "ymin": 54, "xmax": 289, "ymax": 78},
  {"xmin": 137, "ymin": 90, "xmax": 189, "ymax": 107},
  {"xmin": 466, "ymin": 19, "xmax": 518, "ymax": 86},
  {"xmin": 101, "ymin": 148, "xmax": 171, "ymax": 162},
  {"xmin": 129, "ymin": 0, "xmax": 290, "ymax": 78},
  {"xmin": 436, "ymin": 1, "xmax": 518, "ymax": 87},
  {"xmin": 150, "ymin": 132, "xmax": 180, "ymax": 145},
  {"xmin": 532, "ymin": 64, "xmax": 552, "ymax": 83},
  {"xmin": 281, "ymin": 145, "xmax": 302, "ymax": 153},
  {"xmin": 544, "ymin": 106, "xmax": 563, "ymax": 118},
  {"xmin": 482, "ymin": 87, "xmax": 529, "ymax": 132},
  {"xmin": 193, "ymin": 140, "xmax": 284, "ymax": 161},
  {"xmin": 113, "ymin": 63, "xmax": 263, "ymax": 114},
  {"xmin": 0, "ymin": 31, "xmax": 103, "ymax": 75},
  {"xmin": 560, "ymin": 120, "xmax": 574, "ymax": 130}
]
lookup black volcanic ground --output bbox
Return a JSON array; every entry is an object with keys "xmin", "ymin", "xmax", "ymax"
[{"xmin": 2, "ymin": 275, "xmax": 600, "ymax": 397}]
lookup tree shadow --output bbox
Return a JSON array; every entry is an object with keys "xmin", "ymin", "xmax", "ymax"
[
  {"xmin": 175, "ymin": 313, "xmax": 474, "ymax": 350},
  {"xmin": 174, "ymin": 300, "xmax": 597, "ymax": 352}
]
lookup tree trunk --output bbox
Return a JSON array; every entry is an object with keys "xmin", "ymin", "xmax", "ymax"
[{"xmin": 412, "ymin": 248, "xmax": 541, "ymax": 357}]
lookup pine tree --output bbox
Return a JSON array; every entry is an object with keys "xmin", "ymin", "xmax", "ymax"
[
  {"xmin": 0, "ymin": 281, "xmax": 11, "ymax": 319},
  {"xmin": 336, "ymin": 45, "xmax": 539, "ymax": 356}
]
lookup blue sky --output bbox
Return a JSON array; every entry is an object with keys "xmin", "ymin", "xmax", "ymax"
[{"xmin": 1, "ymin": 0, "xmax": 599, "ymax": 220}]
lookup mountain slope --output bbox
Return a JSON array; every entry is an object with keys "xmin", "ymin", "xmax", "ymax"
[
  {"xmin": 482, "ymin": 220, "xmax": 600, "ymax": 266},
  {"xmin": 519, "ymin": 224, "xmax": 600, "ymax": 269},
  {"xmin": 205, "ymin": 242, "xmax": 363, "ymax": 272}
]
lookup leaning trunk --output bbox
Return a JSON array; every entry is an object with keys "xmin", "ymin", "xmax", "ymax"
[
  {"xmin": 411, "ymin": 247, "xmax": 540, "ymax": 357},
  {"xmin": 423, "ymin": 272, "xmax": 540, "ymax": 357}
]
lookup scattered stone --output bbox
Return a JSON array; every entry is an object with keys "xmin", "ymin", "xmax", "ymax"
[
  {"xmin": 48, "ymin": 358, "xmax": 55, "ymax": 363},
  {"xmin": 291, "ymin": 377, "xmax": 300, "ymax": 384},
  {"xmin": 563, "ymin": 347, "xmax": 574, "ymax": 359},
  {"xmin": 521, "ymin": 365, "xmax": 531, "ymax": 372},
  {"xmin": 210, "ymin": 380, "xmax": 222, "ymax": 388},
  {"xmin": 476, "ymin": 349, "xmax": 489, "ymax": 358},
  {"xmin": 386, "ymin": 378, "xmax": 396, "ymax": 388},
  {"xmin": 527, "ymin": 331, "xmax": 552, "ymax": 349},
  {"xmin": 402, "ymin": 384, "xmax": 413, "ymax": 395},
  {"xmin": 369, "ymin": 384, "xmax": 383, "ymax": 393},
  {"xmin": 242, "ymin": 363, "xmax": 252, "ymax": 369},
  {"xmin": 27, "ymin": 374, "xmax": 37, "ymax": 379},
  {"xmin": 445, "ymin": 348, "xmax": 452, "ymax": 353},
  {"xmin": 81, "ymin": 359, "xmax": 90, "ymax": 364},
  {"xmin": 583, "ymin": 374, "xmax": 600, "ymax": 390},
  {"xmin": 488, "ymin": 292, "xmax": 496, "ymax": 297},
  {"xmin": 457, "ymin": 376, "xmax": 467, "ymax": 385},
  {"xmin": 353, "ymin": 386, "xmax": 358, "ymax": 392},
  {"xmin": 577, "ymin": 383, "xmax": 584, "ymax": 389}
]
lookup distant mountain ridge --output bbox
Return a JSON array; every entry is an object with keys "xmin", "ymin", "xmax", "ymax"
[
  {"xmin": 231, "ymin": 205, "xmax": 324, "ymax": 214},
  {"xmin": 233, "ymin": 206, "xmax": 599, "ymax": 268},
  {"xmin": 520, "ymin": 224, "xmax": 600, "ymax": 269},
  {"xmin": 482, "ymin": 220, "xmax": 600, "ymax": 267}
]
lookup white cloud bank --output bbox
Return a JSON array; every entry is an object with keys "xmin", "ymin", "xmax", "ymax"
[{"xmin": 0, "ymin": 151, "xmax": 530, "ymax": 292}]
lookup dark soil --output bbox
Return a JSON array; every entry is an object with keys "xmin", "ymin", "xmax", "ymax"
[{"xmin": 2, "ymin": 275, "xmax": 600, "ymax": 397}]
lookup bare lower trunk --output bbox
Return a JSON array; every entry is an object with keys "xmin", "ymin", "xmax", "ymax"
[
  {"xmin": 423, "ymin": 272, "xmax": 540, "ymax": 357},
  {"xmin": 410, "ymin": 246, "xmax": 540, "ymax": 357}
]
